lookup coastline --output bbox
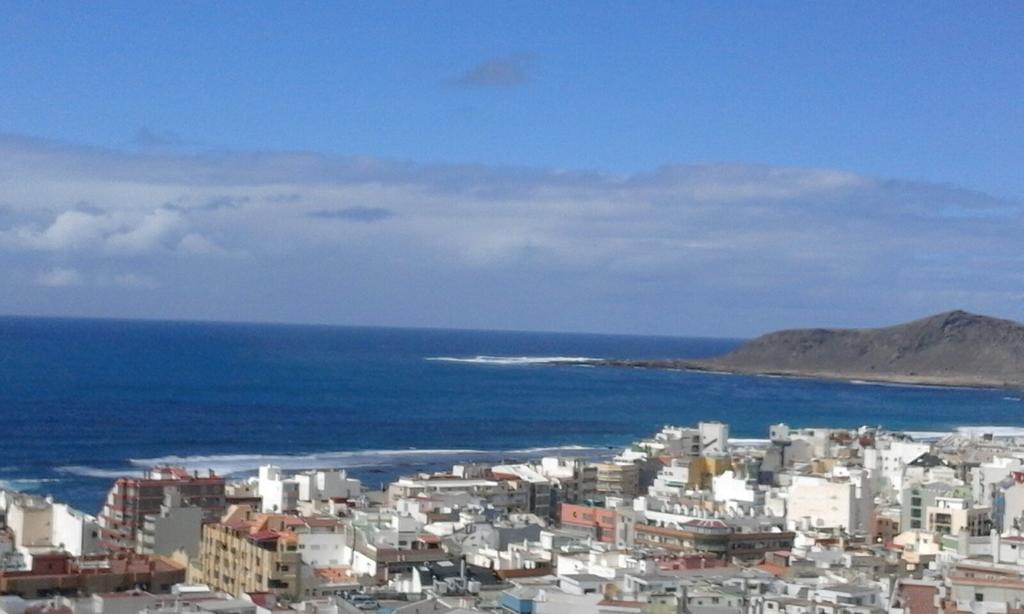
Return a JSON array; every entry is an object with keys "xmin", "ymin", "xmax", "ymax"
[{"xmin": 575, "ymin": 358, "xmax": 1022, "ymax": 391}]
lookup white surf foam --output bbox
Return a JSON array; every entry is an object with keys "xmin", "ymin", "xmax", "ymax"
[
  {"xmin": 728, "ymin": 438, "xmax": 771, "ymax": 447},
  {"xmin": 904, "ymin": 426, "xmax": 1024, "ymax": 441},
  {"xmin": 506, "ymin": 445, "xmax": 603, "ymax": 454},
  {"xmin": 902, "ymin": 431, "xmax": 950, "ymax": 441},
  {"xmin": 426, "ymin": 356, "xmax": 598, "ymax": 366},
  {"xmin": 118, "ymin": 445, "xmax": 609, "ymax": 476},
  {"xmin": 955, "ymin": 426, "xmax": 1024, "ymax": 438},
  {"xmin": 848, "ymin": 379, "xmax": 984, "ymax": 391},
  {"xmin": 56, "ymin": 466, "xmax": 145, "ymax": 479},
  {"xmin": 0, "ymin": 478, "xmax": 63, "ymax": 492}
]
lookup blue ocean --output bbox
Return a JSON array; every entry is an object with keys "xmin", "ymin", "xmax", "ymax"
[{"xmin": 1, "ymin": 316, "xmax": 1021, "ymax": 514}]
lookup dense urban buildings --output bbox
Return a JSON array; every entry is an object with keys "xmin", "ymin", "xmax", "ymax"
[{"xmin": 4, "ymin": 421, "xmax": 1024, "ymax": 612}]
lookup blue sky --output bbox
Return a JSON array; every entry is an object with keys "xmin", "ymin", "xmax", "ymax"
[{"xmin": 1, "ymin": 3, "xmax": 1022, "ymax": 336}]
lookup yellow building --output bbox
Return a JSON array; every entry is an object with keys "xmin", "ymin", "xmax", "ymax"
[
  {"xmin": 686, "ymin": 456, "xmax": 733, "ymax": 490},
  {"xmin": 198, "ymin": 505, "xmax": 301, "ymax": 598}
]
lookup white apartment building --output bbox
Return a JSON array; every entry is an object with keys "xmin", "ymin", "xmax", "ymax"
[
  {"xmin": 258, "ymin": 466, "xmax": 300, "ymax": 513},
  {"xmin": 257, "ymin": 466, "xmax": 361, "ymax": 514},
  {"xmin": 4, "ymin": 494, "xmax": 103, "ymax": 561},
  {"xmin": 863, "ymin": 438, "xmax": 932, "ymax": 494},
  {"xmin": 786, "ymin": 471, "xmax": 872, "ymax": 534}
]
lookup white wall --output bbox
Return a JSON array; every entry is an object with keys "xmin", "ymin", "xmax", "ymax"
[
  {"xmin": 712, "ymin": 471, "xmax": 758, "ymax": 504},
  {"xmin": 878, "ymin": 441, "xmax": 932, "ymax": 493},
  {"xmin": 52, "ymin": 504, "xmax": 102, "ymax": 556},
  {"xmin": 787, "ymin": 476, "xmax": 856, "ymax": 532},
  {"xmin": 258, "ymin": 466, "xmax": 299, "ymax": 513},
  {"xmin": 699, "ymin": 422, "xmax": 729, "ymax": 455},
  {"xmin": 297, "ymin": 531, "xmax": 347, "ymax": 567},
  {"xmin": 7, "ymin": 504, "xmax": 50, "ymax": 548}
]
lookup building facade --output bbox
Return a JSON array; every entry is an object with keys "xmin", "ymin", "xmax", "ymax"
[{"xmin": 98, "ymin": 467, "xmax": 225, "ymax": 552}]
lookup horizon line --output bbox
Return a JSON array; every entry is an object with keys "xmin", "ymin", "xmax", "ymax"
[{"xmin": 0, "ymin": 312, "xmax": 746, "ymax": 343}]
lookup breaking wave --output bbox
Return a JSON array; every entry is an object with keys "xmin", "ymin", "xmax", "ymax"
[
  {"xmin": 56, "ymin": 466, "xmax": 145, "ymax": 479},
  {"xmin": 904, "ymin": 426, "xmax": 1024, "ymax": 440},
  {"xmin": 728, "ymin": 438, "xmax": 771, "ymax": 447},
  {"xmin": 0, "ymin": 478, "xmax": 64, "ymax": 492},
  {"xmin": 426, "ymin": 356, "xmax": 598, "ymax": 366},
  {"xmin": 847, "ymin": 379, "xmax": 984, "ymax": 391},
  {"xmin": 57, "ymin": 445, "xmax": 609, "ymax": 479}
]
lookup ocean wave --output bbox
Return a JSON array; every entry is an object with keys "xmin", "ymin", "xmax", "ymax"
[
  {"xmin": 0, "ymin": 478, "xmax": 64, "ymax": 492},
  {"xmin": 112, "ymin": 445, "xmax": 610, "ymax": 477},
  {"xmin": 904, "ymin": 426, "xmax": 1024, "ymax": 440},
  {"xmin": 728, "ymin": 438, "xmax": 771, "ymax": 447},
  {"xmin": 955, "ymin": 426, "xmax": 1024, "ymax": 438},
  {"xmin": 902, "ymin": 431, "xmax": 950, "ymax": 441},
  {"xmin": 426, "ymin": 356, "xmax": 598, "ymax": 366},
  {"xmin": 57, "ymin": 466, "xmax": 145, "ymax": 479},
  {"xmin": 506, "ymin": 445, "xmax": 600, "ymax": 454},
  {"xmin": 848, "ymin": 379, "xmax": 984, "ymax": 391}
]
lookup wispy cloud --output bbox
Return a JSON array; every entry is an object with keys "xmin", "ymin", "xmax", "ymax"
[
  {"xmin": 34, "ymin": 268, "xmax": 159, "ymax": 289},
  {"xmin": 35, "ymin": 267, "xmax": 83, "ymax": 287},
  {"xmin": 177, "ymin": 233, "xmax": 229, "ymax": 255},
  {"xmin": 0, "ymin": 133, "xmax": 1020, "ymax": 334},
  {"xmin": 101, "ymin": 272, "xmax": 159, "ymax": 289},
  {"xmin": 455, "ymin": 54, "xmax": 531, "ymax": 87},
  {"xmin": 308, "ymin": 206, "xmax": 393, "ymax": 222}
]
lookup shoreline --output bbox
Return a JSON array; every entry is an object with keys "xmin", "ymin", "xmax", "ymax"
[{"xmin": 574, "ymin": 358, "xmax": 1022, "ymax": 391}]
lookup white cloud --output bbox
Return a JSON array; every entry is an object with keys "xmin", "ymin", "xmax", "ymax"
[
  {"xmin": 0, "ymin": 133, "xmax": 1020, "ymax": 334},
  {"xmin": 34, "ymin": 267, "xmax": 83, "ymax": 287},
  {"xmin": 177, "ymin": 233, "xmax": 227, "ymax": 255},
  {"xmin": 3, "ymin": 208, "xmax": 184, "ymax": 254},
  {"xmin": 104, "ymin": 208, "xmax": 182, "ymax": 253},
  {"xmin": 102, "ymin": 273, "xmax": 159, "ymax": 289},
  {"xmin": 13, "ymin": 210, "xmax": 115, "ymax": 250}
]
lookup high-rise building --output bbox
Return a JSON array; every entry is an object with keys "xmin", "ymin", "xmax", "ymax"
[{"xmin": 98, "ymin": 466, "xmax": 225, "ymax": 552}]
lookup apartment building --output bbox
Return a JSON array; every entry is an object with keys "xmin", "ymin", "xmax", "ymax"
[
  {"xmin": 137, "ymin": 488, "xmax": 203, "ymax": 558},
  {"xmin": 197, "ymin": 506, "xmax": 300, "ymax": 598},
  {"xmin": 559, "ymin": 503, "xmax": 617, "ymax": 543},
  {"xmin": 594, "ymin": 462, "xmax": 640, "ymax": 500},
  {"xmin": 633, "ymin": 518, "xmax": 795, "ymax": 561},
  {"xmin": 98, "ymin": 466, "xmax": 225, "ymax": 552}
]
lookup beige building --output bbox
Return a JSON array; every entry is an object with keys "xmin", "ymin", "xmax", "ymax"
[
  {"xmin": 197, "ymin": 505, "xmax": 300, "ymax": 598},
  {"xmin": 595, "ymin": 462, "xmax": 640, "ymax": 500},
  {"xmin": 925, "ymin": 497, "xmax": 992, "ymax": 537}
]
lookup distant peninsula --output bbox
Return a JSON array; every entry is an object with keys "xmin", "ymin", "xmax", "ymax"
[{"xmin": 585, "ymin": 310, "xmax": 1024, "ymax": 389}]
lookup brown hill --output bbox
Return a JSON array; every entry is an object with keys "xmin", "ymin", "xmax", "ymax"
[{"xmin": 693, "ymin": 310, "xmax": 1024, "ymax": 387}]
